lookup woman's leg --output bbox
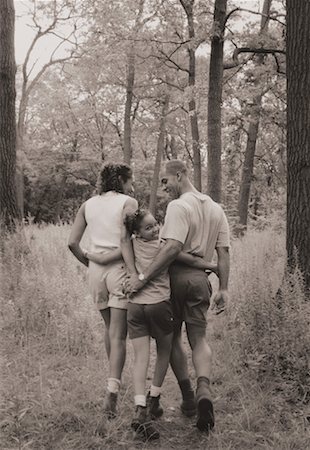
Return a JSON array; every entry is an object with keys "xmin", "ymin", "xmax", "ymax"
[
  {"xmin": 108, "ymin": 307, "xmax": 127, "ymax": 380},
  {"xmin": 103, "ymin": 307, "xmax": 127, "ymax": 418},
  {"xmin": 100, "ymin": 308, "xmax": 111, "ymax": 358}
]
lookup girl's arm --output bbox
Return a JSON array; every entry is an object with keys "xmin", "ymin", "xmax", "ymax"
[
  {"xmin": 176, "ymin": 251, "xmax": 218, "ymax": 274},
  {"xmin": 68, "ymin": 202, "xmax": 89, "ymax": 267},
  {"xmin": 120, "ymin": 197, "xmax": 139, "ymax": 274},
  {"xmin": 85, "ymin": 248, "xmax": 122, "ymax": 265}
]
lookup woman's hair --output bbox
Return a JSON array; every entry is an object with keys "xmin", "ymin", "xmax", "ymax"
[
  {"xmin": 97, "ymin": 162, "xmax": 132, "ymax": 194},
  {"xmin": 124, "ymin": 209, "xmax": 149, "ymax": 236}
]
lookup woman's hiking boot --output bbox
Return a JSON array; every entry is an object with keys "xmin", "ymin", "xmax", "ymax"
[
  {"xmin": 196, "ymin": 376, "xmax": 215, "ymax": 433},
  {"xmin": 147, "ymin": 392, "xmax": 163, "ymax": 419},
  {"xmin": 131, "ymin": 405, "xmax": 160, "ymax": 441},
  {"xmin": 103, "ymin": 392, "xmax": 117, "ymax": 420}
]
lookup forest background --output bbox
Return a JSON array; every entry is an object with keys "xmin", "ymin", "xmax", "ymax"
[
  {"xmin": 13, "ymin": 0, "xmax": 286, "ymax": 230},
  {"xmin": 0, "ymin": 0, "xmax": 309, "ymax": 449}
]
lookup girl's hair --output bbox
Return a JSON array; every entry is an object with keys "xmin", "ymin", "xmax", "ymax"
[
  {"xmin": 124, "ymin": 209, "xmax": 149, "ymax": 236},
  {"xmin": 97, "ymin": 162, "xmax": 132, "ymax": 194}
]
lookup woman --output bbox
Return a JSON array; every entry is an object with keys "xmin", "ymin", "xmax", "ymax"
[{"xmin": 68, "ymin": 162, "xmax": 138, "ymax": 419}]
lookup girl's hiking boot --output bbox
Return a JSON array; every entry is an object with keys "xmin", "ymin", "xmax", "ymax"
[
  {"xmin": 147, "ymin": 392, "xmax": 163, "ymax": 418},
  {"xmin": 196, "ymin": 377, "xmax": 215, "ymax": 433},
  {"xmin": 131, "ymin": 405, "xmax": 160, "ymax": 441},
  {"xmin": 103, "ymin": 392, "xmax": 117, "ymax": 420}
]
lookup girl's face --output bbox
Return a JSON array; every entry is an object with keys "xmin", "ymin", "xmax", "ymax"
[{"xmin": 136, "ymin": 213, "xmax": 159, "ymax": 241}]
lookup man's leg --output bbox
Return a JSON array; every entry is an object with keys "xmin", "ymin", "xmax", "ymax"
[
  {"xmin": 103, "ymin": 307, "xmax": 127, "ymax": 418},
  {"xmin": 170, "ymin": 322, "xmax": 196, "ymax": 417},
  {"xmin": 186, "ymin": 323, "xmax": 214, "ymax": 433}
]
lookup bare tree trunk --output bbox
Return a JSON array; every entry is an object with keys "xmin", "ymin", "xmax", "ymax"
[
  {"xmin": 180, "ymin": 0, "xmax": 201, "ymax": 191},
  {"xmin": 149, "ymin": 93, "xmax": 170, "ymax": 216},
  {"xmin": 237, "ymin": 93, "xmax": 263, "ymax": 227},
  {"xmin": 207, "ymin": 0, "xmax": 227, "ymax": 202},
  {"xmin": 123, "ymin": 49, "xmax": 135, "ymax": 164},
  {"xmin": 0, "ymin": 0, "xmax": 20, "ymax": 230},
  {"xmin": 237, "ymin": 0, "xmax": 272, "ymax": 230},
  {"xmin": 287, "ymin": 0, "xmax": 310, "ymax": 292}
]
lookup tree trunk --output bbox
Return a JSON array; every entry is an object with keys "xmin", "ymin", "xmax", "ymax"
[
  {"xmin": 149, "ymin": 93, "xmax": 170, "ymax": 216},
  {"xmin": 0, "ymin": 0, "xmax": 20, "ymax": 230},
  {"xmin": 237, "ymin": 93, "xmax": 263, "ymax": 228},
  {"xmin": 286, "ymin": 0, "xmax": 310, "ymax": 292},
  {"xmin": 180, "ymin": 0, "xmax": 201, "ymax": 191},
  {"xmin": 237, "ymin": 0, "xmax": 272, "ymax": 230},
  {"xmin": 123, "ymin": 49, "xmax": 135, "ymax": 164},
  {"xmin": 207, "ymin": 0, "xmax": 227, "ymax": 202}
]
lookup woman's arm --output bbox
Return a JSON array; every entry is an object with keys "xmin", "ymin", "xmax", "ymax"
[
  {"xmin": 68, "ymin": 203, "xmax": 89, "ymax": 267},
  {"xmin": 176, "ymin": 251, "xmax": 218, "ymax": 274},
  {"xmin": 85, "ymin": 248, "xmax": 122, "ymax": 265},
  {"xmin": 120, "ymin": 197, "xmax": 139, "ymax": 274}
]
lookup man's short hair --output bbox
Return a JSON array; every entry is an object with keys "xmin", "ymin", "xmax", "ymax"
[{"xmin": 165, "ymin": 160, "xmax": 188, "ymax": 176}]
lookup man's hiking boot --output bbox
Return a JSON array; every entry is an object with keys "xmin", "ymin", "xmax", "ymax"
[
  {"xmin": 103, "ymin": 391, "xmax": 117, "ymax": 420},
  {"xmin": 147, "ymin": 392, "xmax": 163, "ymax": 419},
  {"xmin": 131, "ymin": 405, "xmax": 160, "ymax": 441},
  {"xmin": 180, "ymin": 396, "xmax": 196, "ymax": 417},
  {"xmin": 196, "ymin": 377, "xmax": 215, "ymax": 433}
]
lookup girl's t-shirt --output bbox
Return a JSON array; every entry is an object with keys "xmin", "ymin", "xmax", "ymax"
[{"xmin": 130, "ymin": 237, "xmax": 170, "ymax": 305}]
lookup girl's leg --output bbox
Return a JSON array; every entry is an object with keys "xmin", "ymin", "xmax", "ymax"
[
  {"xmin": 147, "ymin": 332, "xmax": 173, "ymax": 419},
  {"xmin": 132, "ymin": 336, "xmax": 150, "ymax": 399},
  {"xmin": 100, "ymin": 308, "xmax": 111, "ymax": 358},
  {"xmin": 152, "ymin": 332, "xmax": 173, "ymax": 388}
]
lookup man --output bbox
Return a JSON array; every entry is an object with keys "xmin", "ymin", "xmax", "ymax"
[{"xmin": 125, "ymin": 160, "xmax": 230, "ymax": 433}]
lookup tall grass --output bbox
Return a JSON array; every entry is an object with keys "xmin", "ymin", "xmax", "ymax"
[{"xmin": 1, "ymin": 224, "xmax": 309, "ymax": 449}]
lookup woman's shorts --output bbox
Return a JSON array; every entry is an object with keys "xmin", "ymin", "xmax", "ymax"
[
  {"xmin": 169, "ymin": 263, "xmax": 212, "ymax": 329},
  {"xmin": 127, "ymin": 300, "xmax": 174, "ymax": 340},
  {"xmin": 88, "ymin": 261, "xmax": 128, "ymax": 310}
]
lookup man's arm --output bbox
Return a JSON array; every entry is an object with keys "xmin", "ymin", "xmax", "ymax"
[
  {"xmin": 124, "ymin": 239, "xmax": 183, "ymax": 294},
  {"xmin": 176, "ymin": 252, "xmax": 218, "ymax": 274},
  {"xmin": 68, "ymin": 203, "xmax": 89, "ymax": 267},
  {"xmin": 212, "ymin": 246, "xmax": 230, "ymax": 313},
  {"xmin": 120, "ymin": 197, "xmax": 139, "ymax": 274}
]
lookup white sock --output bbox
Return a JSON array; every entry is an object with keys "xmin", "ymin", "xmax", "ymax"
[
  {"xmin": 134, "ymin": 394, "xmax": 146, "ymax": 407},
  {"xmin": 107, "ymin": 378, "xmax": 121, "ymax": 394},
  {"xmin": 150, "ymin": 385, "xmax": 161, "ymax": 397}
]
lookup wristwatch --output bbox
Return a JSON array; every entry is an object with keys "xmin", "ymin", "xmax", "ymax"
[{"xmin": 138, "ymin": 273, "xmax": 145, "ymax": 281}]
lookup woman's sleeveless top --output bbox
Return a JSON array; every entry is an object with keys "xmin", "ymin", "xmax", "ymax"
[{"xmin": 85, "ymin": 192, "xmax": 130, "ymax": 253}]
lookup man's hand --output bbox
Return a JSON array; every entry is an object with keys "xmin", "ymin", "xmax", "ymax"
[
  {"xmin": 123, "ymin": 273, "xmax": 145, "ymax": 296},
  {"xmin": 211, "ymin": 289, "xmax": 229, "ymax": 315}
]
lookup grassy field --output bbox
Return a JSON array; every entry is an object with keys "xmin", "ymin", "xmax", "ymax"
[{"xmin": 1, "ymin": 224, "xmax": 309, "ymax": 449}]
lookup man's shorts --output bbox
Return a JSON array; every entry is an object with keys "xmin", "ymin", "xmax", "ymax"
[
  {"xmin": 169, "ymin": 263, "xmax": 212, "ymax": 328},
  {"xmin": 127, "ymin": 300, "xmax": 174, "ymax": 340},
  {"xmin": 88, "ymin": 260, "xmax": 128, "ymax": 310}
]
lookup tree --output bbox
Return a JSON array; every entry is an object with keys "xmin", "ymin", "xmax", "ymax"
[
  {"xmin": 207, "ymin": 0, "xmax": 227, "ymax": 202},
  {"xmin": 286, "ymin": 0, "xmax": 310, "ymax": 292},
  {"xmin": 179, "ymin": 0, "xmax": 202, "ymax": 191},
  {"xmin": 237, "ymin": 0, "xmax": 272, "ymax": 230},
  {"xmin": 16, "ymin": 0, "xmax": 82, "ymax": 216},
  {"xmin": 0, "ymin": 0, "xmax": 20, "ymax": 230},
  {"xmin": 149, "ymin": 91, "xmax": 170, "ymax": 215}
]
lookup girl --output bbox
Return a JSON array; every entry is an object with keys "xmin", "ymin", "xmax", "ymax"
[{"xmin": 87, "ymin": 209, "xmax": 218, "ymax": 440}]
